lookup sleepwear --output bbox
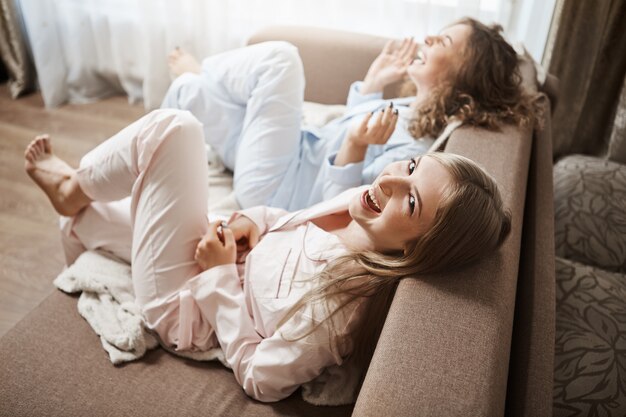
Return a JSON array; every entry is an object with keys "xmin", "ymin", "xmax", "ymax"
[
  {"xmin": 161, "ymin": 41, "xmax": 438, "ymax": 211},
  {"xmin": 60, "ymin": 109, "xmax": 364, "ymax": 402}
]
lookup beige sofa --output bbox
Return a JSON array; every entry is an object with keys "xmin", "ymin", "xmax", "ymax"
[{"xmin": 0, "ymin": 26, "xmax": 556, "ymax": 417}]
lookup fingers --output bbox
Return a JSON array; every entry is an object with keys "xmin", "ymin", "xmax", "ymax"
[
  {"xmin": 221, "ymin": 226, "xmax": 235, "ymax": 249},
  {"xmin": 360, "ymin": 111, "xmax": 374, "ymax": 133},
  {"xmin": 207, "ymin": 220, "xmax": 222, "ymax": 240},
  {"xmin": 399, "ymin": 38, "xmax": 418, "ymax": 65},
  {"xmin": 382, "ymin": 39, "xmax": 394, "ymax": 54},
  {"xmin": 397, "ymin": 37, "xmax": 411, "ymax": 57},
  {"xmin": 248, "ymin": 226, "xmax": 259, "ymax": 249},
  {"xmin": 383, "ymin": 108, "xmax": 399, "ymax": 140},
  {"xmin": 373, "ymin": 104, "xmax": 399, "ymax": 143}
]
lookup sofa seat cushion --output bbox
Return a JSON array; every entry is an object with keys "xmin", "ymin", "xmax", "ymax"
[
  {"xmin": 553, "ymin": 155, "xmax": 626, "ymax": 273},
  {"xmin": 554, "ymin": 256, "xmax": 626, "ymax": 417},
  {"xmin": 0, "ymin": 290, "xmax": 353, "ymax": 417}
]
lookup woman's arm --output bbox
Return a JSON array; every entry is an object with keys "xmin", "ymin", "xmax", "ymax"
[{"xmin": 187, "ymin": 262, "xmax": 343, "ymax": 402}]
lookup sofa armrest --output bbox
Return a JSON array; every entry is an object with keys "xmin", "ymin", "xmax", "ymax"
[{"xmin": 247, "ymin": 26, "xmax": 403, "ymax": 104}]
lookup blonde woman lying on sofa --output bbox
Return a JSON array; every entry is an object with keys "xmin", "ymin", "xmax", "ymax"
[
  {"xmin": 162, "ymin": 17, "xmax": 537, "ymax": 211},
  {"xmin": 24, "ymin": 108, "xmax": 510, "ymax": 401}
]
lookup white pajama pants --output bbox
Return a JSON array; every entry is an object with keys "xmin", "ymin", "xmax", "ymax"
[
  {"xmin": 61, "ymin": 109, "xmax": 218, "ymax": 349},
  {"xmin": 161, "ymin": 41, "xmax": 305, "ymax": 209}
]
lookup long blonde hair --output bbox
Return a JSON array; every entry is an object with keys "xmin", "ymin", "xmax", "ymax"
[
  {"xmin": 403, "ymin": 17, "xmax": 541, "ymax": 138},
  {"xmin": 277, "ymin": 152, "xmax": 511, "ymax": 383}
]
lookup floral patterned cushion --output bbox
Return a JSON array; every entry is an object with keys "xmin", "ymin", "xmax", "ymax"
[
  {"xmin": 554, "ymin": 257, "xmax": 626, "ymax": 416},
  {"xmin": 553, "ymin": 155, "xmax": 626, "ymax": 273}
]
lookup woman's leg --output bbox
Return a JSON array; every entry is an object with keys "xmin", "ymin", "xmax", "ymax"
[
  {"xmin": 26, "ymin": 109, "xmax": 215, "ymax": 349},
  {"xmin": 59, "ymin": 198, "xmax": 132, "ymax": 266},
  {"xmin": 161, "ymin": 41, "xmax": 305, "ymax": 208}
]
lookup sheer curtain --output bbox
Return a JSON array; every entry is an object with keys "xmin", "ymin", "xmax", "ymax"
[{"xmin": 19, "ymin": 0, "xmax": 514, "ymax": 109}]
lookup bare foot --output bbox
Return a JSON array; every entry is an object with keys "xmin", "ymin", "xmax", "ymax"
[
  {"xmin": 24, "ymin": 135, "xmax": 91, "ymax": 216},
  {"xmin": 168, "ymin": 47, "xmax": 202, "ymax": 77}
]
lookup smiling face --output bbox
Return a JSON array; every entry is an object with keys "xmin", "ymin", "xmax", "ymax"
[
  {"xmin": 407, "ymin": 23, "xmax": 472, "ymax": 92},
  {"xmin": 348, "ymin": 155, "xmax": 454, "ymax": 253}
]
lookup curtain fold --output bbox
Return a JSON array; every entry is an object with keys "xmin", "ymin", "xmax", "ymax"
[
  {"xmin": 548, "ymin": 0, "xmax": 626, "ymax": 159},
  {"xmin": 0, "ymin": 0, "xmax": 35, "ymax": 98},
  {"xmin": 18, "ymin": 0, "xmax": 514, "ymax": 109}
]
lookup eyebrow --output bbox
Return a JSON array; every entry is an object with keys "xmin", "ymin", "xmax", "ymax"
[
  {"xmin": 412, "ymin": 157, "xmax": 423, "ymax": 218},
  {"xmin": 445, "ymin": 35, "xmax": 453, "ymax": 45}
]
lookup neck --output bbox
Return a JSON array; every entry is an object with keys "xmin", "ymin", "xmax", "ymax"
[
  {"xmin": 333, "ymin": 220, "xmax": 376, "ymax": 252},
  {"xmin": 412, "ymin": 83, "xmax": 432, "ymax": 109},
  {"xmin": 413, "ymin": 83, "xmax": 432, "ymax": 107}
]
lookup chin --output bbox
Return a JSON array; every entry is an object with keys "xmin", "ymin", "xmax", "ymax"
[{"xmin": 347, "ymin": 194, "xmax": 361, "ymax": 220}]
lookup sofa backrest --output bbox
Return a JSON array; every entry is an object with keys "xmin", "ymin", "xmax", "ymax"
[{"xmin": 248, "ymin": 25, "xmax": 554, "ymax": 417}]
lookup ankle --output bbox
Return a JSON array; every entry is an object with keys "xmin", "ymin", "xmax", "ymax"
[{"xmin": 60, "ymin": 173, "xmax": 92, "ymax": 212}]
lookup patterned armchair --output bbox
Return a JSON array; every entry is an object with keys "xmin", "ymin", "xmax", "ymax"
[{"xmin": 552, "ymin": 79, "xmax": 626, "ymax": 416}]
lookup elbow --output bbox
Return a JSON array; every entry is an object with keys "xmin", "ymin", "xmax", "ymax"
[
  {"xmin": 238, "ymin": 365, "xmax": 298, "ymax": 403},
  {"xmin": 242, "ymin": 381, "xmax": 294, "ymax": 403}
]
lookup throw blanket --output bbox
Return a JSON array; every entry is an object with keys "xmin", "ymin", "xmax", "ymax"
[{"xmin": 54, "ymin": 249, "xmax": 361, "ymax": 406}]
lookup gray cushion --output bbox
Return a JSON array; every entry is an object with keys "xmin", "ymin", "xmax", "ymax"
[
  {"xmin": 554, "ymin": 155, "xmax": 626, "ymax": 273},
  {"xmin": 554, "ymin": 256, "xmax": 626, "ymax": 417},
  {"xmin": 607, "ymin": 74, "xmax": 626, "ymax": 165}
]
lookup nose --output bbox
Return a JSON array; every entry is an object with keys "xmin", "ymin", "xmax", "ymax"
[{"xmin": 378, "ymin": 174, "xmax": 410, "ymax": 197}]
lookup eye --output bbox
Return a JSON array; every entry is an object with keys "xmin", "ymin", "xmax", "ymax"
[
  {"xmin": 408, "ymin": 194, "xmax": 416, "ymax": 215},
  {"xmin": 408, "ymin": 158, "xmax": 416, "ymax": 174}
]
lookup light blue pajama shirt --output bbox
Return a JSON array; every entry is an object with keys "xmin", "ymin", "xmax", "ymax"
[{"xmin": 271, "ymin": 81, "xmax": 434, "ymax": 211}]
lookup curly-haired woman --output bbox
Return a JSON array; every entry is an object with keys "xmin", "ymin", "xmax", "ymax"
[{"xmin": 163, "ymin": 17, "xmax": 538, "ymax": 210}]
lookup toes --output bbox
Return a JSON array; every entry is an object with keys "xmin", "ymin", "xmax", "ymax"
[
  {"xmin": 34, "ymin": 138, "xmax": 44, "ymax": 154},
  {"xmin": 25, "ymin": 142, "xmax": 36, "ymax": 157},
  {"xmin": 42, "ymin": 136, "xmax": 52, "ymax": 153}
]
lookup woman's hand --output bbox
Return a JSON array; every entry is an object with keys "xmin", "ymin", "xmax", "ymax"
[
  {"xmin": 335, "ymin": 104, "xmax": 399, "ymax": 166},
  {"xmin": 195, "ymin": 221, "xmax": 236, "ymax": 271},
  {"xmin": 361, "ymin": 38, "xmax": 419, "ymax": 95},
  {"xmin": 227, "ymin": 215, "xmax": 260, "ymax": 262}
]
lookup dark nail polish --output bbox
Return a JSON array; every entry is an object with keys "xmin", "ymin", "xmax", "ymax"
[
  {"xmin": 394, "ymin": 109, "xmax": 398, "ymax": 115},
  {"xmin": 390, "ymin": 102, "xmax": 394, "ymax": 108}
]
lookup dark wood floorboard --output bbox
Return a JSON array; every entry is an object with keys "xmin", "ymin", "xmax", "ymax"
[{"xmin": 0, "ymin": 84, "xmax": 145, "ymax": 337}]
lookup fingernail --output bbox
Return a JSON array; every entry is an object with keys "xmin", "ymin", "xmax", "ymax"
[
  {"xmin": 390, "ymin": 102, "xmax": 394, "ymax": 109},
  {"xmin": 220, "ymin": 221, "xmax": 228, "ymax": 228},
  {"xmin": 394, "ymin": 109, "xmax": 399, "ymax": 115}
]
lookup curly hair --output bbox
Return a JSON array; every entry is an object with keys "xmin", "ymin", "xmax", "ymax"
[{"xmin": 404, "ymin": 17, "xmax": 541, "ymax": 139}]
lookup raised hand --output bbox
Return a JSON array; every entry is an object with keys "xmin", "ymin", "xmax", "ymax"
[
  {"xmin": 227, "ymin": 215, "xmax": 260, "ymax": 262},
  {"xmin": 335, "ymin": 103, "xmax": 399, "ymax": 166},
  {"xmin": 361, "ymin": 38, "xmax": 419, "ymax": 95},
  {"xmin": 195, "ymin": 221, "xmax": 236, "ymax": 271}
]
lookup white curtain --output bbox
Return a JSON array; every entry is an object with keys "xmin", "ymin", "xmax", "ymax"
[{"xmin": 19, "ymin": 0, "xmax": 514, "ymax": 109}]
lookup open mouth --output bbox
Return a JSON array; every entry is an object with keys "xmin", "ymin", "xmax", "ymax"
[{"xmin": 362, "ymin": 188, "xmax": 382, "ymax": 214}]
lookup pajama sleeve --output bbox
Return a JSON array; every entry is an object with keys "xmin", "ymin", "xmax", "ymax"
[
  {"xmin": 187, "ymin": 264, "xmax": 348, "ymax": 402},
  {"xmin": 318, "ymin": 152, "xmax": 364, "ymax": 201},
  {"xmin": 346, "ymin": 81, "xmax": 384, "ymax": 109},
  {"xmin": 229, "ymin": 206, "xmax": 290, "ymax": 235}
]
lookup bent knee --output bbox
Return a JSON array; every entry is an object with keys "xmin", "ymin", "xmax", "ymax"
[
  {"xmin": 139, "ymin": 109, "xmax": 204, "ymax": 155},
  {"xmin": 170, "ymin": 72, "xmax": 204, "ymax": 93},
  {"xmin": 162, "ymin": 73, "xmax": 206, "ymax": 109},
  {"xmin": 264, "ymin": 41, "xmax": 303, "ymax": 76}
]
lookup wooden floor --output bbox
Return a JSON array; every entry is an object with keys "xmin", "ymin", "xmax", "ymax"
[{"xmin": 0, "ymin": 85, "xmax": 145, "ymax": 338}]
